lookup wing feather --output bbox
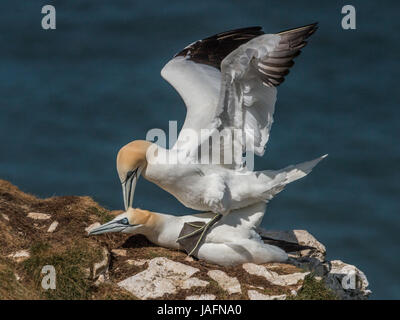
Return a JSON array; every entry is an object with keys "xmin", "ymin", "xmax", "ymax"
[
  {"xmin": 216, "ymin": 23, "xmax": 318, "ymax": 168},
  {"xmin": 161, "ymin": 24, "xmax": 318, "ymax": 166}
]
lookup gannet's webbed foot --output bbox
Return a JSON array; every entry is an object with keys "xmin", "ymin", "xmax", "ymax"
[{"xmin": 177, "ymin": 213, "xmax": 222, "ymax": 257}]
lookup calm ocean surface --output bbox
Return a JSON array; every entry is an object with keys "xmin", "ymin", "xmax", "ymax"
[{"xmin": 0, "ymin": 1, "xmax": 399, "ymax": 299}]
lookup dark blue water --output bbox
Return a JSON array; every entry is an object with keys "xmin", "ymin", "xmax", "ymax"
[{"xmin": 0, "ymin": 1, "xmax": 399, "ymax": 299}]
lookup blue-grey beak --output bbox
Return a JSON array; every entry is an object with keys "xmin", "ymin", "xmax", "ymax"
[
  {"xmin": 88, "ymin": 218, "xmax": 133, "ymax": 235},
  {"xmin": 122, "ymin": 169, "xmax": 138, "ymax": 210}
]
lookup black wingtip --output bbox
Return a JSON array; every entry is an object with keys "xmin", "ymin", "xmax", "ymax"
[
  {"xmin": 261, "ymin": 236, "xmax": 317, "ymax": 253},
  {"xmin": 278, "ymin": 22, "xmax": 319, "ymax": 36}
]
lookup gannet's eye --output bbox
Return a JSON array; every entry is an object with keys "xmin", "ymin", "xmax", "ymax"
[{"xmin": 120, "ymin": 218, "xmax": 129, "ymax": 225}]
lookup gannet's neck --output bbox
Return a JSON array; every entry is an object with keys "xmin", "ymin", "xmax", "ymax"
[
  {"xmin": 138, "ymin": 210, "xmax": 182, "ymax": 249},
  {"xmin": 136, "ymin": 209, "xmax": 214, "ymax": 250}
]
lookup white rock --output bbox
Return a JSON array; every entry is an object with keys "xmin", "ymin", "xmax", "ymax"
[
  {"xmin": 186, "ymin": 294, "xmax": 216, "ymax": 300},
  {"xmin": 325, "ymin": 260, "xmax": 371, "ymax": 300},
  {"xmin": 27, "ymin": 212, "xmax": 51, "ymax": 220},
  {"xmin": 118, "ymin": 257, "xmax": 200, "ymax": 299},
  {"xmin": 47, "ymin": 221, "xmax": 59, "ymax": 233},
  {"xmin": 85, "ymin": 222, "xmax": 101, "ymax": 233},
  {"xmin": 111, "ymin": 249, "xmax": 127, "ymax": 257},
  {"xmin": 182, "ymin": 277, "xmax": 209, "ymax": 289},
  {"xmin": 14, "ymin": 273, "xmax": 21, "ymax": 281},
  {"xmin": 184, "ymin": 256, "xmax": 194, "ymax": 262},
  {"xmin": 248, "ymin": 290, "xmax": 286, "ymax": 300},
  {"xmin": 207, "ymin": 270, "xmax": 241, "ymax": 294},
  {"xmin": 249, "ymin": 285, "xmax": 265, "ymax": 290},
  {"xmin": 95, "ymin": 274, "xmax": 106, "ymax": 286},
  {"xmin": 2, "ymin": 214, "xmax": 9, "ymax": 221},
  {"xmin": 243, "ymin": 263, "xmax": 309, "ymax": 286},
  {"xmin": 127, "ymin": 259, "xmax": 148, "ymax": 266},
  {"xmin": 8, "ymin": 249, "xmax": 30, "ymax": 262},
  {"xmin": 93, "ymin": 248, "xmax": 109, "ymax": 279}
]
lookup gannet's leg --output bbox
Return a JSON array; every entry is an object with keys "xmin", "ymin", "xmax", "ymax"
[{"xmin": 176, "ymin": 213, "xmax": 222, "ymax": 257}]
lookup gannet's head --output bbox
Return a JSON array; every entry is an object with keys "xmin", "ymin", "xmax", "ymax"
[
  {"xmin": 88, "ymin": 208, "xmax": 156, "ymax": 235},
  {"xmin": 117, "ymin": 140, "xmax": 151, "ymax": 210}
]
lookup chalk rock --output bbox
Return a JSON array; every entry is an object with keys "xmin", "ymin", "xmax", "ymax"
[
  {"xmin": 27, "ymin": 212, "xmax": 51, "ymax": 220},
  {"xmin": 184, "ymin": 256, "xmax": 194, "ymax": 262},
  {"xmin": 248, "ymin": 290, "xmax": 286, "ymax": 300},
  {"xmin": 111, "ymin": 249, "xmax": 127, "ymax": 257},
  {"xmin": 85, "ymin": 222, "xmax": 101, "ymax": 233},
  {"xmin": 207, "ymin": 270, "xmax": 241, "ymax": 294},
  {"xmin": 243, "ymin": 263, "xmax": 309, "ymax": 286},
  {"xmin": 182, "ymin": 277, "xmax": 209, "ymax": 289},
  {"xmin": 118, "ymin": 257, "xmax": 200, "ymax": 299},
  {"xmin": 95, "ymin": 274, "xmax": 107, "ymax": 286},
  {"xmin": 325, "ymin": 260, "xmax": 371, "ymax": 300},
  {"xmin": 186, "ymin": 294, "xmax": 216, "ymax": 300},
  {"xmin": 93, "ymin": 247, "xmax": 110, "ymax": 279},
  {"xmin": 8, "ymin": 249, "xmax": 30, "ymax": 262},
  {"xmin": 47, "ymin": 221, "xmax": 59, "ymax": 233},
  {"xmin": 127, "ymin": 259, "xmax": 148, "ymax": 266}
]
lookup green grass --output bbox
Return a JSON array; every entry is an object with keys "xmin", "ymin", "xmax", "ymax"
[
  {"xmin": 0, "ymin": 257, "xmax": 37, "ymax": 299},
  {"xmin": 290, "ymin": 274, "xmax": 337, "ymax": 300},
  {"xmin": 89, "ymin": 207, "xmax": 113, "ymax": 224},
  {"xmin": 23, "ymin": 241, "xmax": 103, "ymax": 300}
]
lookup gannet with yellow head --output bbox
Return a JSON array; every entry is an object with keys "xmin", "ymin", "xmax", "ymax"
[
  {"xmin": 115, "ymin": 24, "xmax": 326, "ymax": 246},
  {"xmin": 116, "ymin": 140, "xmax": 152, "ymax": 210},
  {"xmin": 88, "ymin": 203, "xmax": 315, "ymax": 266}
]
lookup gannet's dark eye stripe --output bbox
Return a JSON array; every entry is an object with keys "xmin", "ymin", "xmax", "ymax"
[
  {"xmin": 121, "ymin": 168, "xmax": 138, "ymax": 184},
  {"xmin": 126, "ymin": 169, "xmax": 136, "ymax": 180}
]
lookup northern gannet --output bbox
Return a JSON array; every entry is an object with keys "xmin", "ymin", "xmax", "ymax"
[
  {"xmin": 116, "ymin": 23, "xmax": 325, "ymax": 241},
  {"xmin": 89, "ymin": 203, "xmax": 313, "ymax": 266}
]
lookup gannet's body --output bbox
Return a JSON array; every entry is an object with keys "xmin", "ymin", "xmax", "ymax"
[
  {"xmin": 89, "ymin": 203, "xmax": 289, "ymax": 266},
  {"xmin": 143, "ymin": 150, "xmax": 325, "ymax": 213},
  {"xmin": 117, "ymin": 23, "xmax": 326, "ymax": 217}
]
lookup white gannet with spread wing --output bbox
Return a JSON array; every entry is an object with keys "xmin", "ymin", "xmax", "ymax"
[{"xmin": 117, "ymin": 23, "xmax": 326, "ymax": 238}]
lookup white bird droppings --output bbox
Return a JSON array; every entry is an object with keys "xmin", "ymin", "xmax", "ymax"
[
  {"xmin": 47, "ymin": 221, "xmax": 59, "ymax": 233},
  {"xmin": 27, "ymin": 212, "xmax": 51, "ymax": 220},
  {"xmin": 8, "ymin": 250, "xmax": 30, "ymax": 262}
]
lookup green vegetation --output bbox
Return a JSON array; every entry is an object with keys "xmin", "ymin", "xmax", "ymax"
[
  {"xmin": 23, "ymin": 241, "xmax": 102, "ymax": 300},
  {"xmin": 89, "ymin": 206, "xmax": 114, "ymax": 224},
  {"xmin": 290, "ymin": 274, "xmax": 337, "ymax": 300},
  {"xmin": 0, "ymin": 257, "xmax": 37, "ymax": 299}
]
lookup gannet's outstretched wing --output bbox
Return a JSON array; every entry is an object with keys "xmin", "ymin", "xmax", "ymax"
[
  {"xmin": 215, "ymin": 23, "xmax": 318, "ymax": 168},
  {"xmin": 161, "ymin": 27, "xmax": 264, "ymax": 158},
  {"xmin": 161, "ymin": 24, "xmax": 317, "ymax": 167}
]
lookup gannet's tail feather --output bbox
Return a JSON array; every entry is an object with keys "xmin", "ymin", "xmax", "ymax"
[
  {"xmin": 260, "ymin": 235, "xmax": 315, "ymax": 253},
  {"xmin": 259, "ymin": 154, "xmax": 327, "ymax": 201}
]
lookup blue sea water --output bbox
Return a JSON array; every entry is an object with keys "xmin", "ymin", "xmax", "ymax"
[{"xmin": 0, "ymin": 1, "xmax": 399, "ymax": 299}]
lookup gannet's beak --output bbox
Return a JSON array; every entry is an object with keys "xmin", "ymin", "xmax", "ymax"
[
  {"xmin": 122, "ymin": 169, "xmax": 139, "ymax": 210},
  {"xmin": 88, "ymin": 217, "xmax": 138, "ymax": 235}
]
